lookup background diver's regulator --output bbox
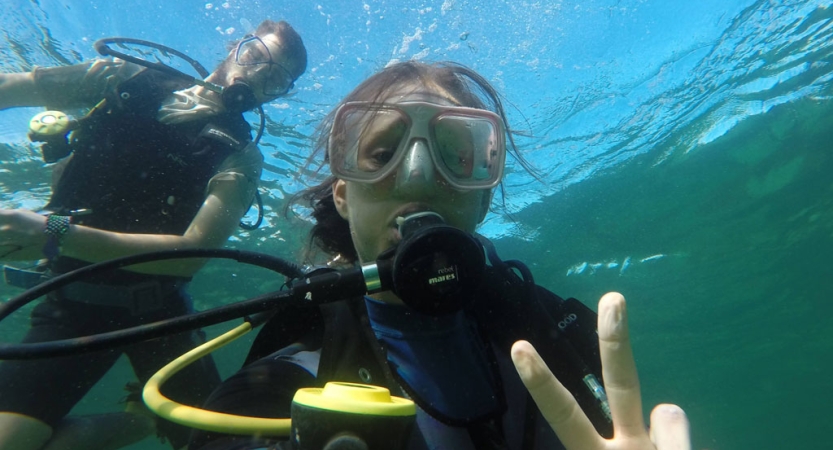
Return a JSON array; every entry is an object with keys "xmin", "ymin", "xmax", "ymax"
[{"xmin": 28, "ymin": 110, "xmax": 77, "ymax": 163}]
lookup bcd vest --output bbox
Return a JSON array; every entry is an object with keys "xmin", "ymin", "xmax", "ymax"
[
  {"xmin": 46, "ymin": 69, "xmax": 251, "ymax": 235},
  {"xmin": 45, "ymin": 68, "xmax": 253, "ymax": 280}
]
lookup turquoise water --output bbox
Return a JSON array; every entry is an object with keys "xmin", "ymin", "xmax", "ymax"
[{"xmin": 2, "ymin": 1, "xmax": 833, "ymax": 449}]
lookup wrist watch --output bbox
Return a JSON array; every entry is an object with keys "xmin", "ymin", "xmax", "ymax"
[{"xmin": 43, "ymin": 214, "xmax": 72, "ymax": 260}]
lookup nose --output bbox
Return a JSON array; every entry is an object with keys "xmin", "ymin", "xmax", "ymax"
[{"xmin": 395, "ymin": 138, "xmax": 436, "ymax": 192}]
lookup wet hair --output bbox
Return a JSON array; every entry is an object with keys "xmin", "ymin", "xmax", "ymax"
[
  {"xmin": 295, "ymin": 61, "xmax": 535, "ymax": 264},
  {"xmin": 254, "ymin": 20, "xmax": 307, "ymax": 79}
]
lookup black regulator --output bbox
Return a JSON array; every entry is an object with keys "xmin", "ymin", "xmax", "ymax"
[{"xmin": 364, "ymin": 211, "xmax": 486, "ymax": 315}]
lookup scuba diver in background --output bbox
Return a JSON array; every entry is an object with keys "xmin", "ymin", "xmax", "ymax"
[
  {"xmin": 0, "ymin": 19, "xmax": 307, "ymax": 450},
  {"xmin": 187, "ymin": 61, "xmax": 691, "ymax": 450}
]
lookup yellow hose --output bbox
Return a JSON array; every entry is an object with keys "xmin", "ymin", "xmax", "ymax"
[{"xmin": 142, "ymin": 321, "xmax": 292, "ymax": 436}]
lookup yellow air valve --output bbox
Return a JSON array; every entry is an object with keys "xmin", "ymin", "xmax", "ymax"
[
  {"xmin": 28, "ymin": 111, "xmax": 75, "ymax": 163},
  {"xmin": 28, "ymin": 111, "xmax": 71, "ymax": 140},
  {"xmin": 291, "ymin": 382, "xmax": 416, "ymax": 450}
]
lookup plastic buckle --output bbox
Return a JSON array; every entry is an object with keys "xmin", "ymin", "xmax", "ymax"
[
  {"xmin": 3, "ymin": 265, "xmax": 50, "ymax": 289},
  {"xmin": 128, "ymin": 281, "xmax": 164, "ymax": 316}
]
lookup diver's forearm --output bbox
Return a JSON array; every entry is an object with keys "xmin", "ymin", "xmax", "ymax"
[
  {"xmin": 61, "ymin": 225, "xmax": 209, "ymax": 277},
  {"xmin": 0, "ymin": 72, "xmax": 46, "ymax": 110}
]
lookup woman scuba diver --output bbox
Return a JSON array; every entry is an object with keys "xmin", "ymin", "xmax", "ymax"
[{"xmin": 184, "ymin": 60, "xmax": 691, "ymax": 450}]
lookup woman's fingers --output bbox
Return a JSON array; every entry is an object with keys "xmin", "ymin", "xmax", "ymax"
[
  {"xmin": 514, "ymin": 293, "xmax": 691, "ymax": 450},
  {"xmin": 511, "ymin": 340, "xmax": 604, "ymax": 450},
  {"xmin": 597, "ymin": 292, "xmax": 647, "ymax": 438},
  {"xmin": 650, "ymin": 404, "xmax": 691, "ymax": 450}
]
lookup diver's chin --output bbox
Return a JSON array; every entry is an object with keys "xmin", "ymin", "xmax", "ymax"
[
  {"xmin": 391, "ymin": 226, "xmax": 402, "ymax": 244},
  {"xmin": 372, "ymin": 227, "xmax": 401, "ymax": 260}
]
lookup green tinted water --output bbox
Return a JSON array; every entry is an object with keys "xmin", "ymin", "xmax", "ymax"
[{"xmin": 503, "ymin": 97, "xmax": 833, "ymax": 449}]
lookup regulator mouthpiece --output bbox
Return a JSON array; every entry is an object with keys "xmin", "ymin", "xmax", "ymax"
[
  {"xmin": 389, "ymin": 211, "xmax": 486, "ymax": 315},
  {"xmin": 396, "ymin": 211, "xmax": 446, "ymax": 239},
  {"xmin": 221, "ymin": 82, "xmax": 258, "ymax": 113}
]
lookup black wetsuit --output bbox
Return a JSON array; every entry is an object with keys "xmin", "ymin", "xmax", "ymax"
[{"xmin": 0, "ymin": 65, "xmax": 254, "ymax": 449}]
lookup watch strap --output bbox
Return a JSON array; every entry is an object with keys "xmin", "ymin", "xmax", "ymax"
[{"xmin": 43, "ymin": 214, "xmax": 71, "ymax": 260}]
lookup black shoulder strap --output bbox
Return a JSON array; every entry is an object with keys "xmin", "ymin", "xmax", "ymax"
[
  {"xmin": 244, "ymin": 303, "xmax": 324, "ymax": 366},
  {"xmin": 316, "ymin": 298, "xmax": 400, "ymax": 390},
  {"xmin": 473, "ymin": 266, "xmax": 614, "ymax": 438}
]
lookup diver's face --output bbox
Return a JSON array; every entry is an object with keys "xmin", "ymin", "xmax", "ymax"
[
  {"xmin": 332, "ymin": 86, "xmax": 492, "ymax": 265},
  {"xmin": 227, "ymin": 33, "xmax": 297, "ymax": 103}
]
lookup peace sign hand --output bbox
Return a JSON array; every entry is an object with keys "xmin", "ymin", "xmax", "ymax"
[{"xmin": 511, "ymin": 292, "xmax": 690, "ymax": 450}]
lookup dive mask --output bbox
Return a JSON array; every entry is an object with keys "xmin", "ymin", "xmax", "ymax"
[
  {"xmin": 235, "ymin": 35, "xmax": 295, "ymax": 97},
  {"xmin": 328, "ymin": 101, "xmax": 506, "ymax": 190}
]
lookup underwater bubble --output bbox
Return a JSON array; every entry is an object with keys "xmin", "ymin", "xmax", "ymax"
[
  {"xmin": 441, "ymin": 0, "xmax": 454, "ymax": 14},
  {"xmin": 640, "ymin": 254, "xmax": 666, "ymax": 263},
  {"xmin": 619, "ymin": 257, "xmax": 631, "ymax": 275},
  {"xmin": 240, "ymin": 18, "xmax": 253, "ymax": 32}
]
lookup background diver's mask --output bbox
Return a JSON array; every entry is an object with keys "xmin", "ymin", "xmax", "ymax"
[
  {"xmin": 328, "ymin": 101, "xmax": 507, "ymax": 190},
  {"xmin": 222, "ymin": 36, "xmax": 295, "ymax": 112},
  {"xmin": 222, "ymin": 35, "xmax": 295, "ymax": 113}
]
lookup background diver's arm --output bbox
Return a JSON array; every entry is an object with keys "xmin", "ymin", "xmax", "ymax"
[
  {"xmin": 63, "ymin": 177, "xmax": 254, "ymax": 276},
  {"xmin": 0, "ymin": 72, "xmax": 46, "ymax": 110},
  {"xmin": 0, "ymin": 176, "xmax": 255, "ymax": 277},
  {"xmin": 0, "ymin": 60, "xmax": 143, "ymax": 111}
]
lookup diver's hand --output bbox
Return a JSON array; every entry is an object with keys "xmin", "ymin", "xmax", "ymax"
[
  {"xmin": 511, "ymin": 292, "xmax": 690, "ymax": 450},
  {"xmin": 0, "ymin": 209, "xmax": 48, "ymax": 260}
]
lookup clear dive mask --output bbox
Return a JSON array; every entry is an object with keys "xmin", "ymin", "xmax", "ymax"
[
  {"xmin": 235, "ymin": 35, "xmax": 295, "ymax": 97},
  {"xmin": 328, "ymin": 101, "xmax": 506, "ymax": 190}
]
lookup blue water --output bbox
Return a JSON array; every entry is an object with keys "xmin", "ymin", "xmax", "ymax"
[{"xmin": 2, "ymin": 1, "xmax": 833, "ymax": 449}]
